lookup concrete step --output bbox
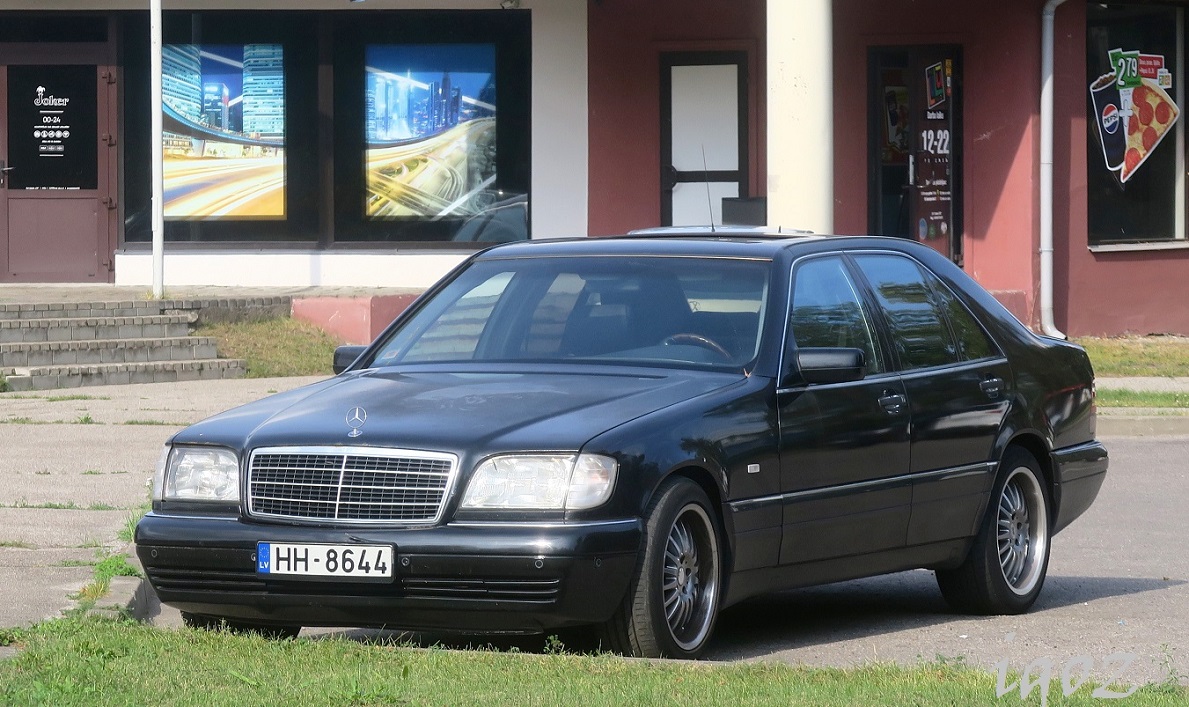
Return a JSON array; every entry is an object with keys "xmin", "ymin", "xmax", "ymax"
[
  {"xmin": 0, "ymin": 337, "xmax": 218, "ymax": 368},
  {"xmin": 1, "ymin": 359, "xmax": 247, "ymax": 392},
  {"xmin": 0, "ymin": 297, "xmax": 290, "ymax": 324},
  {"xmin": 0, "ymin": 301, "xmax": 167, "ymax": 321},
  {"xmin": 0, "ymin": 314, "xmax": 196, "ymax": 344}
]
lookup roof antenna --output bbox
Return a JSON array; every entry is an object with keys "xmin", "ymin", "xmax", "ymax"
[{"xmin": 702, "ymin": 145, "xmax": 716, "ymax": 233}]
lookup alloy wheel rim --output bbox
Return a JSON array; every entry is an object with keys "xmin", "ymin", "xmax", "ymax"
[
  {"xmin": 996, "ymin": 467, "xmax": 1048, "ymax": 596},
  {"xmin": 661, "ymin": 504, "xmax": 719, "ymax": 651}
]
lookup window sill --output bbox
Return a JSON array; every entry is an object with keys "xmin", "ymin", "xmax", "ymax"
[{"xmin": 1088, "ymin": 240, "xmax": 1189, "ymax": 253}]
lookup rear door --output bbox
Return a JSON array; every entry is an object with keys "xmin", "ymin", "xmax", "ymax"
[{"xmin": 850, "ymin": 252, "xmax": 1011, "ymax": 545}]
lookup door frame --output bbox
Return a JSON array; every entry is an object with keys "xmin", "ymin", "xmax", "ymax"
[
  {"xmin": 659, "ymin": 50, "xmax": 749, "ymax": 226},
  {"xmin": 0, "ymin": 27, "xmax": 118, "ymax": 282}
]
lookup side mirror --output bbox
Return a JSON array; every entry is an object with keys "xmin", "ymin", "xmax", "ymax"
[
  {"xmin": 333, "ymin": 345, "xmax": 368, "ymax": 374},
  {"xmin": 796, "ymin": 347, "xmax": 867, "ymax": 385}
]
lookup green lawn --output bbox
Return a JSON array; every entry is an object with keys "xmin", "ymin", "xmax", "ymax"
[
  {"xmin": 1077, "ymin": 337, "xmax": 1189, "ymax": 378},
  {"xmin": 0, "ymin": 618, "xmax": 1183, "ymax": 706},
  {"xmin": 198, "ymin": 318, "xmax": 341, "ymax": 379}
]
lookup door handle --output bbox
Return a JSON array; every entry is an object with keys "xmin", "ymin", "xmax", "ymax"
[
  {"xmin": 980, "ymin": 377, "xmax": 1005, "ymax": 399},
  {"xmin": 0, "ymin": 161, "xmax": 11, "ymax": 188},
  {"xmin": 878, "ymin": 392, "xmax": 907, "ymax": 415}
]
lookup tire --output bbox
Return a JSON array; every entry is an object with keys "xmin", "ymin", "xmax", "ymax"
[
  {"xmin": 181, "ymin": 611, "xmax": 301, "ymax": 640},
  {"xmin": 936, "ymin": 447, "xmax": 1051, "ymax": 615},
  {"xmin": 599, "ymin": 478, "xmax": 722, "ymax": 658}
]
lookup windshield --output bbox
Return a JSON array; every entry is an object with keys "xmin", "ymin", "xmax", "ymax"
[{"xmin": 370, "ymin": 255, "xmax": 771, "ymax": 370}]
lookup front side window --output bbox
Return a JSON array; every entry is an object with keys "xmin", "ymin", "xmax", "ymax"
[
  {"xmin": 371, "ymin": 256, "xmax": 770, "ymax": 369},
  {"xmin": 1087, "ymin": 4, "xmax": 1184, "ymax": 245},
  {"xmin": 853, "ymin": 254, "xmax": 958, "ymax": 371},
  {"xmin": 789, "ymin": 256, "xmax": 884, "ymax": 375}
]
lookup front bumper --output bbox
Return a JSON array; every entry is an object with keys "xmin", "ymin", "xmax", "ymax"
[
  {"xmin": 136, "ymin": 513, "xmax": 641, "ymax": 633},
  {"xmin": 1051, "ymin": 440, "xmax": 1109, "ymax": 534}
]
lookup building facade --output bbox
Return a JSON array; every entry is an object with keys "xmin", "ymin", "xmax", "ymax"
[{"xmin": 0, "ymin": 0, "xmax": 1183, "ymax": 336}]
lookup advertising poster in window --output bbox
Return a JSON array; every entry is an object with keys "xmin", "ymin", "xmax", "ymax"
[
  {"xmin": 162, "ymin": 44, "xmax": 285, "ymax": 220},
  {"xmin": 364, "ymin": 44, "xmax": 497, "ymax": 220},
  {"xmin": 1086, "ymin": 5, "xmax": 1180, "ymax": 243},
  {"xmin": 6, "ymin": 65, "xmax": 98, "ymax": 190},
  {"xmin": 1089, "ymin": 47, "xmax": 1179, "ymax": 185}
]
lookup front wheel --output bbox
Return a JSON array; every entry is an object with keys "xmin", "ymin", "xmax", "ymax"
[
  {"xmin": 936, "ymin": 447, "xmax": 1051, "ymax": 614},
  {"xmin": 599, "ymin": 478, "xmax": 722, "ymax": 658}
]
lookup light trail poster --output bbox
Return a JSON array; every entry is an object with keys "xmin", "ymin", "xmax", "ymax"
[
  {"xmin": 364, "ymin": 44, "xmax": 497, "ymax": 220},
  {"xmin": 162, "ymin": 44, "xmax": 286, "ymax": 220}
]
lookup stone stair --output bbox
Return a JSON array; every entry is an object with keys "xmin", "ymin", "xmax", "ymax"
[{"xmin": 0, "ymin": 297, "xmax": 288, "ymax": 391}]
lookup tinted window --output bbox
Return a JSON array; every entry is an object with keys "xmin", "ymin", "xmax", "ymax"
[
  {"xmin": 853, "ymin": 254, "xmax": 958, "ymax": 370},
  {"xmin": 928, "ymin": 274, "xmax": 997, "ymax": 361},
  {"xmin": 790, "ymin": 257, "xmax": 884, "ymax": 374},
  {"xmin": 371, "ymin": 257, "xmax": 769, "ymax": 368}
]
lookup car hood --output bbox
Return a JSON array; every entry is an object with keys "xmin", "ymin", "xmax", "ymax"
[{"xmin": 172, "ymin": 366, "xmax": 744, "ymax": 456}]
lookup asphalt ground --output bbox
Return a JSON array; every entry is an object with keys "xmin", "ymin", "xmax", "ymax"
[{"xmin": 1, "ymin": 376, "xmax": 1186, "ymax": 687}]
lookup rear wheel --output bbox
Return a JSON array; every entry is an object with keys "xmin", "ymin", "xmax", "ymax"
[
  {"xmin": 599, "ymin": 478, "xmax": 722, "ymax": 658},
  {"xmin": 181, "ymin": 612, "xmax": 301, "ymax": 640},
  {"xmin": 936, "ymin": 447, "xmax": 1051, "ymax": 614}
]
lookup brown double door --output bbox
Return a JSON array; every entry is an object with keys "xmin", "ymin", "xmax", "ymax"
[{"xmin": 0, "ymin": 44, "xmax": 116, "ymax": 282}]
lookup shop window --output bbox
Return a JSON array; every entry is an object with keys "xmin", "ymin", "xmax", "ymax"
[
  {"xmin": 1086, "ymin": 5, "xmax": 1185, "ymax": 246},
  {"xmin": 119, "ymin": 10, "xmax": 530, "ymax": 245}
]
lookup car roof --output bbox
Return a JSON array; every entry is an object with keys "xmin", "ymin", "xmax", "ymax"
[
  {"xmin": 477, "ymin": 232, "xmax": 922, "ymax": 261},
  {"xmin": 626, "ymin": 225, "xmax": 814, "ymax": 237}
]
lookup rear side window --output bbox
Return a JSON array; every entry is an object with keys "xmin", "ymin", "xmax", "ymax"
[
  {"xmin": 927, "ymin": 274, "xmax": 998, "ymax": 361},
  {"xmin": 852, "ymin": 254, "xmax": 957, "ymax": 370},
  {"xmin": 789, "ymin": 256, "xmax": 885, "ymax": 375}
]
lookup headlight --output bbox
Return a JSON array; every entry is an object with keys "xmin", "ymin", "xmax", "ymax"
[
  {"xmin": 461, "ymin": 454, "xmax": 618, "ymax": 511},
  {"xmin": 156, "ymin": 446, "xmax": 240, "ymax": 502}
]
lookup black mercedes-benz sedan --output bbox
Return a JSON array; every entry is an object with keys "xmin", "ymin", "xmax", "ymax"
[{"xmin": 136, "ymin": 234, "xmax": 1107, "ymax": 658}]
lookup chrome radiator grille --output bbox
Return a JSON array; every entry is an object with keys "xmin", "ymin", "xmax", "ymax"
[{"xmin": 247, "ymin": 447, "xmax": 457, "ymax": 524}]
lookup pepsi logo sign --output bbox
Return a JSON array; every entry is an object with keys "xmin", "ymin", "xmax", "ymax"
[{"xmin": 1102, "ymin": 104, "xmax": 1120, "ymax": 134}]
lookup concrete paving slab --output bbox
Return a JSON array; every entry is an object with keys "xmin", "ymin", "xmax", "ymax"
[
  {"xmin": 0, "ymin": 547, "xmax": 103, "ymax": 567},
  {"xmin": 0, "ymin": 426, "xmax": 167, "ymax": 507},
  {"xmin": 0, "ymin": 508, "xmax": 128, "ymax": 549},
  {"xmin": 0, "ymin": 565, "xmax": 92, "ymax": 627}
]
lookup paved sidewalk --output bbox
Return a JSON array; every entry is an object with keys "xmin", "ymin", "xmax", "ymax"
[
  {"xmin": 0, "ymin": 376, "xmax": 323, "ymax": 630},
  {"xmin": 0, "ymin": 284, "xmax": 421, "ymax": 304},
  {"xmin": 0, "ymin": 373, "xmax": 1186, "ymax": 633}
]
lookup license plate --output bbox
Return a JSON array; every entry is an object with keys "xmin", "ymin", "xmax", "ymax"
[{"xmin": 256, "ymin": 542, "xmax": 394, "ymax": 579}]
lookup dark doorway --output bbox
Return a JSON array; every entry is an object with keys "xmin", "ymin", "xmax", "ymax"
[{"xmin": 869, "ymin": 46, "xmax": 963, "ymax": 265}]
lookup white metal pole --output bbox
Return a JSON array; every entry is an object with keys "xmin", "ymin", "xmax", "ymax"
[
  {"xmin": 1039, "ymin": 0, "xmax": 1067, "ymax": 338},
  {"xmin": 150, "ymin": 0, "xmax": 165, "ymax": 298}
]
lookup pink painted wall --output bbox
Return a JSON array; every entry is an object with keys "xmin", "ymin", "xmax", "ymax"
[
  {"xmin": 587, "ymin": 0, "xmax": 766, "ymax": 236},
  {"xmin": 292, "ymin": 295, "xmax": 419, "ymax": 345},
  {"xmin": 832, "ymin": 0, "xmax": 1044, "ymax": 326}
]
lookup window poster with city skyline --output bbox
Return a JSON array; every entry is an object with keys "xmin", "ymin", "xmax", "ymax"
[
  {"xmin": 162, "ymin": 44, "xmax": 286, "ymax": 220},
  {"xmin": 365, "ymin": 44, "xmax": 497, "ymax": 220}
]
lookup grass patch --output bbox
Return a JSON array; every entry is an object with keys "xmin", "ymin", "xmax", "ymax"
[
  {"xmin": 0, "ymin": 617, "xmax": 1180, "ymax": 706},
  {"xmin": 0, "ymin": 540, "xmax": 36, "ymax": 549},
  {"xmin": 0, "ymin": 374, "xmax": 8, "ymax": 393},
  {"xmin": 72, "ymin": 552, "xmax": 143, "ymax": 605},
  {"xmin": 1098, "ymin": 389, "xmax": 1189, "ymax": 408},
  {"xmin": 75, "ymin": 414, "xmax": 96, "ymax": 425},
  {"xmin": 9, "ymin": 500, "xmax": 120, "ymax": 511},
  {"xmin": 57, "ymin": 559, "xmax": 97, "ymax": 568},
  {"xmin": 197, "ymin": 317, "xmax": 340, "ymax": 379},
  {"xmin": 45, "ymin": 394, "xmax": 110, "ymax": 402},
  {"xmin": 1078, "ymin": 336, "xmax": 1189, "ymax": 378},
  {"xmin": 123, "ymin": 419, "xmax": 186, "ymax": 426},
  {"xmin": 117, "ymin": 503, "xmax": 151, "ymax": 544}
]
